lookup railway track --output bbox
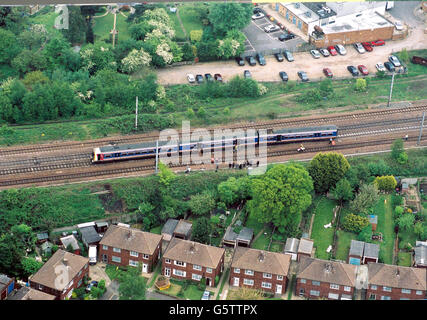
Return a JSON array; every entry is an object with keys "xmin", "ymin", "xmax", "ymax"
[
  {"xmin": 0, "ymin": 136, "xmax": 425, "ymax": 188},
  {"xmin": 0, "ymin": 105, "xmax": 426, "ymax": 156}
]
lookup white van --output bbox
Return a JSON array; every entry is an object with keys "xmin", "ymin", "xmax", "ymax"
[{"xmin": 89, "ymin": 245, "xmax": 97, "ymax": 265}]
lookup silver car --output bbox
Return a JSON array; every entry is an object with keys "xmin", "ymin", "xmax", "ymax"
[
  {"xmin": 319, "ymin": 48, "xmax": 330, "ymax": 57},
  {"xmin": 187, "ymin": 74, "xmax": 195, "ymax": 83},
  {"xmin": 389, "ymin": 55, "xmax": 401, "ymax": 67},
  {"xmin": 335, "ymin": 44, "xmax": 347, "ymax": 55},
  {"xmin": 310, "ymin": 49, "xmax": 321, "ymax": 59},
  {"xmin": 353, "ymin": 43, "xmax": 366, "ymax": 54},
  {"xmin": 375, "ymin": 63, "xmax": 386, "ymax": 72}
]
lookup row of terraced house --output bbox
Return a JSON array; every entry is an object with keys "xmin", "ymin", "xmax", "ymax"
[{"xmin": 6, "ymin": 224, "xmax": 426, "ymax": 300}]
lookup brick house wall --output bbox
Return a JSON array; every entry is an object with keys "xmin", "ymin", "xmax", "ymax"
[
  {"xmin": 30, "ymin": 263, "xmax": 89, "ymax": 300},
  {"xmin": 99, "ymin": 242, "xmax": 162, "ymax": 273},
  {"xmin": 310, "ymin": 26, "xmax": 394, "ymax": 48},
  {"xmin": 277, "ymin": 4, "xmax": 309, "ymax": 35},
  {"xmin": 229, "ymin": 268, "xmax": 288, "ymax": 294},
  {"xmin": 367, "ymin": 285, "xmax": 426, "ymax": 300},
  {"xmin": 295, "ymin": 278, "xmax": 354, "ymax": 300},
  {"xmin": 162, "ymin": 252, "xmax": 225, "ymax": 287}
]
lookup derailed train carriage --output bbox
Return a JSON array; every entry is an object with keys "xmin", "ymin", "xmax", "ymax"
[{"xmin": 92, "ymin": 125, "xmax": 338, "ymax": 163}]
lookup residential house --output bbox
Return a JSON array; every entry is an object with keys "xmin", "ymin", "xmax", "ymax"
[
  {"xmin": 296, "ymin": 256, "xmax": 357, "ymax": 300},
  {"xmin": 162, "ymin": 238, "xmax": 225, "ymax": 287},
  {"xmin": 29, "ymin": 249, "xmax": 89, "ymax": 300},
  {"xmin": 99, "ymin": 224, "xmax": 163, "ymax": 273},
  {"xmin": 230, "ymin": 247, "xmax": 291, "ymax": 295},
  {"xmin": 363, "ymin": 243, "xmax": 379, "ymax": 264},
  {"xmin": 297, "ymin": 238, "xmax": 314, "ymax": 261},
  {"xmin": 0, "ymin": 274, "xmax": 15, "ymax": 300},
  {"xmin": 7, "ymin": 286, "xmax": 56, "ymax": 300},
  {"xmin": 367, "ymin": 263, "xmax": 426, "ymax": 300},
  {"xmin": 284, "ymin": 238, "xmax": 300, "ymax": 261},
  {"xmin": 60, "ymin": 235, "xmax": 81, "ymax": 255},
  {"xmin": 414, "ymin": 241, "xmax": 427, "ymax": 268}
]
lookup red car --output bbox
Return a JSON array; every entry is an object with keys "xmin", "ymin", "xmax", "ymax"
[
  {"xmin": 371, "ymin": 39, "xmax": 385, "ymax": 46},
  {"xmin": 357, "ymin": 65, "xmax": 369, "ymax": 75},
  {"xmin": 327, "ymin": 45, "xmax": 338, "ymax": 56},
  {"xmin": 323, "ymin": 68, "xmax": 333, "ymax": 78},
  {"xmin": 361, "ymin": 42, "xmax": 373, "ymax": 52}
]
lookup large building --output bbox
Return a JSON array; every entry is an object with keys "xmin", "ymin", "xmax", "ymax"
[
  {"xmin": 162, "ymin": 238, "xmax": 225, "ymax": 287},
  {"xmin": 99, "ymin": 224, "xmax": 163, "ymax": 273},
  {"xmin": 29, "ymin": 250, "xmax": 89, "ymax": 300},
  {"xmin": 274, "ymin": 2, "xmax": 395, "ymax": 47},
  {"xmin": 230, "ymin": 247, "xmax": 291, "ymax": 295}
]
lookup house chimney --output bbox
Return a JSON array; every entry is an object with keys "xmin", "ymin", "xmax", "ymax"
[
  {"xmin": 63, "ymin": 258, "xmax": 68, "ymax": 265},
  {"xmin": 396, "ymin": 269, "xmax": 400, "ymax": 277},
  {"xmin": 127, "ymin": 229, "xmax": 132, "ymax": 239},
  {"xmin": 325, "ymin": 263, "xmax": 333, "ymax": 273},
  {"xmin": 189, "ymin": 243, "xmax": 196, "ymax": 254},
  {"xmin": 258, "ymin": 252, "xmax": 265, "ymax": 262}
]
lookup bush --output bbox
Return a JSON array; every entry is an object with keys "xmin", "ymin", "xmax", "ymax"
[
  {"xmin": 342, "ymin": 213, "xmax": 370, "ymax": 233},
  {"xmin": 198, "ymin": 278, "xmax": 207, "ymax": 291}
]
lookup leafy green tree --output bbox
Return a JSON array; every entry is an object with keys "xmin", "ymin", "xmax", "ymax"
[
  {"xmin": 414, "ymin": 222, "xmax": 424, "ymax": 239},
  {"xmin": 0, "ymin": 29, "xmax": 20, "ymax": 64},
  {"xmin": 181, "ymin": 43, "xmax": 195, "ymax": 61},
  {"xmin": 158, "ymin": 162, "xmax": 176, "ymax": 187},
  {"xmin": 62, "ymin": 6, "xmax": 87, "ymax": 45},
  {"xmin": 374, "ymin": 175, "xmax": 397, "ymax": 192},
  {"xmin": 367, "ymin": 160, "xmax": 391, "ymax": 176},
  {"xmin": 12, "ymin": 49, "xmax": 48, "ymax": 74},
  {"xmin": 208, "ymin": 3, "xmax": 252, "ymax": 36},
  {"xmin": 342, "ymin": 213, "xmax": 370, "ymax": 233},
  {"xmin": 248, "ymin": 163, "xmax": 313, "ymax": 232},
  {"xmin": 121, "ymin": 48, "xmax": 152, "ymax": 74},
  {"xmin": 190, "ymin": 30, "xmax": 203, "ymax": 42},
  {"xmin": 21, "ymin": 257, "xmax": 43, "ymax": 277},
  {"xmin": 331, "ymin": 178, "xmax": 353, "ymax": 204},
  {"xmin": 80, "ymin": 42, "xmax": 116, "ymax": 75},
  {"xmin": 394, "ymin": 206, "xmax": 405, "ymax": 219},
  {"xmin": 188, "ymin": 191, "xmax": 216, "ymax": 216},
  {"xmin": 391, "ymin": 139, "xmax": 407, "ymax": 163},
  {"xmin": 397, "ymin": 213, "xmax": 415, "ymax": 232},
  {"xmin": 399, "ymin": 48, "xmax": 409, "ymax": 64},
  {"xmin": 22, "ymin": 71, "xmax": 49, "ymax": 89},
  {"xmin": 192, "ymin": 216, "xmax": 212, "ymax": 244},
  {"xmin": 308, "ymin": 152, "xmax": 350, "ymax": 193},
  {"xmin": 218, "ymin": 177, "xmax": 239, "ymax": 205},
  {"xmin": 355, "ymin": 78, "xmax": 367, "ymax": 92},
  {"xmin": 349, "ymin": 183, "xmax": 379, "ymax": 215},
  {"xmin": 18, "ymin": 24, "xmax": 48, "ymax": 51},
  {"xmin": 119, "ymin": 274, "xmax": 146, "ymax": 300},
  {"xmin": 358, "ymin": 225, "xmax": 373, "ymax": 242}
]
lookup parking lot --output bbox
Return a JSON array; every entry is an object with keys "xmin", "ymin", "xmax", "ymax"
[{"xmin": 242, "ymin": 14, "xmax": 304, "ymax": 56}]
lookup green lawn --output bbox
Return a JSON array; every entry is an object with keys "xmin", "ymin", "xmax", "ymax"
[
  {"xmin": 168, "ymin": 12, "xmax": 186, "ymax": 41},
  {"xmin": 372, "ymin": 195, "xmax": 396, "ymax": 265},
  {"xmin": 335, "ymin": 230, "xmax": 357, "ymax": 261},
  {"xmin": 165, "ymin": 279, "xmax": 205, "ymax": 300},
  {"xmin": 93, "ymin": 13, "xmax": 131, "ymax": 43},
  {"xmin": 397, "ymin": 252, "xmax": 412, "ymax": 267},
  {"xmin": 178, "ymin": 5, "xmax": 205, "ymax": 35},
  {"xmin": 398, "ymin": 229, "xmax": 417, "ymax": 250},
  {"xmin": 245, "ymin": 211, "xmax": 265, "ymax": 236},
  {"xmin": 311, "ymin": 197, "xmax": 337, "ymax": 260}
]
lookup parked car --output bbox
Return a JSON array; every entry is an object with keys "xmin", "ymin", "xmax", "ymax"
[
  {"xmin": 361, "ymin": 42, "xmax": 373, "ymax": 52},
  {"xmin": 278, "ymin": 32, "xmax": 295, "ymax": 41},
  {"xmin": 310, "ymin": 49, "xmax": 321, "ymax": 59},
  {"xmin": 214, "ymin": 73, "xmax": 223, "ymax": 82},
  {"xmin": 201, "ymin": 291, "xmax": 210, "ymax": 300},
  {"xmin": 347, "ymin": 65, "xmax": 359, "ymax": 76},
  {"xmin": 235, "ymin": 57, "xmax": 245, "ymax": 66},
  {"xmin": 319, "ymin": 48, "xmax": 330, "ymax": 57},
  {"xmin": 375, "ymin": 63, "xmax": 386, "ymax": 72},
  {"xmin": 327, "ymin": 45, "xmax": 338, "ymax": 56},
  {"xmin": 389, "ymin": 55, "xmax": 401, "ymax": 67},
  {"xmin": 323, "ymin": 68, "xmax": 333, "ymax": 78},
  {"xmin": 279, "ymin": 71, "xmax": 288, "ymax": 81},
  {"xmin": 205, "ymin": 73, "xmax": 213, "ymax": 81},
  {"xmin": 353, "ymin": 43, "xmax": 366, "ymax": 54},
  {"xmin": 264, "ymin": 24, "xmax": 280, "ymax": 33},
  {"xmin": 283, "ymin": 50, "xmax": 294, "ymax": 62},
  {"xmin": 252, "ymin": 12, "xmax": 265, "ymax": 20},
  {"xmin": 253, "ymin": 7, "xmax": 262, "ymax": 14},
  {"xmin": 89, "ymin": 245, "xmax": 97, "ymax": 265},
  {"xmin": 371, "ymin": 39, "xmax": 385, "ymax": 46},
  {"xmin": 275, "ymin": 53, "xmax": 284, "ymax": 62},
  {"xmin": 85, "ymin": 280, "xmax": 98, "ymax": 293},
  {"xmin": 195, "ymin": 74, "xmax": 204, "ymax": 84},
  {"xmin": 187, "ymin": 73, "xmax": 195, "ymax": 83},
  {"xmin": 297, "ymin": 71, "xmax": 309, "ymax": 82},
  {"xmin": 243, "ymin": 70, "xmax": 251, "ymax": 78},
  {"xmin": 335, "ymin": 44, "xmax": 347, "ymax": 55},
  {"xmin": 246, "ymin": 56, "xmax": 256, "ymax": 66},
  {"xmin": 394, "ymin": 20, "xmax": 403, "ymax": 31},
  {"xmin": 257, "ymin": 53, "xmax": 266, "ymax": 66},
  {"xmin": 384, "ymin": 61, "xmax": 395, "ymax": 72},
  {"xmin": 357, "ymin": 65, "xmax": 369, "ymax": 75}
]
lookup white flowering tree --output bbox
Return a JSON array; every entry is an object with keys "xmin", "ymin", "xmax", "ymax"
[
  {"xmin": 80, "ymin": 43, "xmax": 116, "ymax": 75},
  {"xmin": 217, "ymin": 38, "xmax": 241, "ymax": 59},
  {"xmin": 142, "ymin": 8, "xmax": 171, "ymax": 26},
  {"xmin": 146, "ymin": 20, "xmax": 175, "ymax": 39},
  {"xmin": 121, "ymin": 48, "xmax": 152, "ymax": 74}
]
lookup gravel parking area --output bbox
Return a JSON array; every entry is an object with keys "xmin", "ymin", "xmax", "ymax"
[{"xmin": 156, "ymin": 25, "xmax": 427, "ymax": 85}]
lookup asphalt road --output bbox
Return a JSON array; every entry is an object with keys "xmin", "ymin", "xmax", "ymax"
[{"xmin": 388, "ymin": 1, "xmax": 423, "ymax": 28}]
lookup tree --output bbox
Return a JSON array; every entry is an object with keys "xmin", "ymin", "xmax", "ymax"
[
  {"xmin": 119, "ymin": 274, "xmax": 146, "ymax": 300},
  {"xmin": 12, "ymin": 49, "xmax": 48, "ymax": 74},
  {"xmin": 188, "ymin": 191, "xmax": 216, "ymax": 216},
  {"xmin": 18, "ymin": 24, "xmax": 48, "ymax": 51},
  {"xmin": 158, "ymin": 162, "xmax": 176, "ymax": 187},
  {"xmin": 308, "ymin": 152, "xmax": 350, "ymax": 193},
  {"xmin": 208, "ymin": 3, "xmax": 252, "ymax": 36},
  {"xmin": 190, "ymin": 30, "xmax": 203, "ymax": 42},
  {"xmin": 79, "ymin": 42, "xmax": 116, "ymax": 75},
  {"xmin": 331, "ymin": 178, "xmax": 353, "ymax": 204},
  {"xmin": 391, "ymin": 139, "xmax": 407, "ymax": 164},
  {"xmin": 414, "ymin": 222, "xmax": 424, "ymax": 239},
  {"xmin": 355, "ymin": 78, "xmax": 367, "ymax": 92},
  {"xmin": 22, "ymin": 71, "xmax": 49, "ymax": 89},
  {"xmin": 394, "ymin": 206, "xmax": 405, "ymax": 219},
  {"xmin": 349, "ymin": 183, "xmax": 379, "ymax": 215},
  {"xmin": 374, "ymin": 176, "xmax": 397, "ymax": 192},
  {"xmin": 121, "ymin": 48, "xmax": 152, "ymax": 74},
  {"xmin": 342, "ymin": 213, "xmax": 370, "ymax": 233},
  {"xmin": 0, "ymin": 29, "xmax": 20, "ymax": 64},
  {"xmin": 397, "ymin": 214, "xmax": 415, "ymax": 232},
  {"xmin": 218, "ymin": 177, "xmax": 239, "ymax": 205},
  {"xmin": 358, "ymin": 225, "xmax": 373, "ymax": 242},
  {"xmin": 62, "ymin": 6, "xmax": 87, "ymax": 45},
  {"xmin": 247, "ymin": 163, "xmax": 313, "ymax": 233},
  {"xmin": 399, "ymin": 48, "xmax": 409, "ymax": 64},
  {"xmin": 21, "ymin": 257, "xmax": 43, "ymax": 277},
  {"xmin": 192, "ymin": 216, "xmax": 212, "ymax": 244}
]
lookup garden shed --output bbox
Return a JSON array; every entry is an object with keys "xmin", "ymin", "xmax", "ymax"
[
  {"xmin": 348, "ymin": 240, "xmax": 364, "ymax": 265},
  {"xmin": 297, "ymin": 238, "xmax": 314, "ymax": 261},
  {"xmin": 161, "ymin": 219, "xmax": 179, "ymax": 242},
  {"xmin": 414, "ymin": 241, "xmax": 427, "ymax": 268},
  {"xmin": 362, "ymin": 243, "xmax": 379, "ymax": 264},
  {"xmin": 284, "ymin": 238, "xmax": 300, "ymax": 261}
]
